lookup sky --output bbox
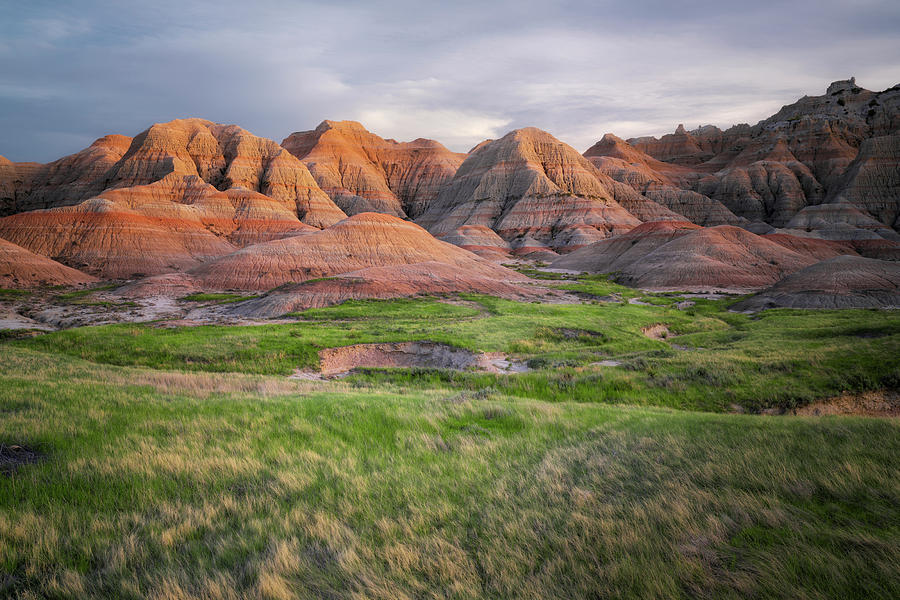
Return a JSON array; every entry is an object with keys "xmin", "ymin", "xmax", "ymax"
[{"xmin": 1, "ymin": 0, "xmax": 899, "ymax": 162}]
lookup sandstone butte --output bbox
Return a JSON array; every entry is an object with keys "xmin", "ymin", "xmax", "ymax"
[
  {"xmin": 282, "ymin": 120, "xmax": 465, "ymax": 219},
  {"xmin": 732, "ymin": 255, "xmax": 900, "ymax": 310},
  {"xmin": 123, "ymin": 213, "xmax": 533, "ymax": 299},
  {"xmin": 416, "ymin": 127, "xmax": 654, "ymax": 258},
  {"xmin": 550, "ymin": 222, "xmax": 826, "ymax": 292},
  {"xmin": 0, "ymin": 237, "xmax": 97, "ymax": 287}
]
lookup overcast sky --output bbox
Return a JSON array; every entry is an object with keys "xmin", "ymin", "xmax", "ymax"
[{"xmin": 2, "ymin": 0, "xmax": 899, "ymax": 162}]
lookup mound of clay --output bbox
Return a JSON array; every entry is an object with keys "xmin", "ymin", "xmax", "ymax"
[
  {"xmin": 417, "ymin": 128, "xmax": 641, "ymax": 253},
  {"xmin": 113, "ymin": 273, "xmax": 202, "ymax": 298},
  {"xmin": 439, "ymin": 225, "xmax": 513, "ymax": 261},
  {"xmin": 185, "ymin": 212, "xmax": 529, "ymax": 290},
  {"xmin": 282, "ymin": 120, "xmax": 465, "ymax": 218},
  {"xmin": 0, "ymin": 156, "xmax": 17, "ymax": 214},
  {"xmin": 0, "ymin": 119, "xmax": 350, "ymax": 278},
  {"xmin": 551, "ymin": 221, "xmax": 702, "ymax": 273},
  {"xmin": 848, "ymin": 239, "xmax": 900, "ymax": 261},
  {"xmin": 628, "ymin": 124, "xmax": 716, "ymax": 166},
  {"xmin": 229, "ymin": 261, "xmax": 544, "ymax": 317},
  {"xmin": 732, "ymin": 255, "xmax": 900, "ymax": 310},
  {"xmin": 553, "ymin": 223, "xmax": 819, "ymax": 292},
  {"xmin": 783, "ymin": 202, "xmax": 899, "ymax": 241},
  {"xmin": 762, "ymin": 233, "xmax": 858, "ymax": 261},
  {"xmin": 826, "ymin": 132, "xmax": 900, "ymax": 228},
  {"xmin": 696, "ymin": 156, "xmax": 823, "ymax": 227},
  {"xmin": 606, "ymin": 180, "xmax": 689, "ymax": 223},
  {"xmin": 584, "ymin": 133, "xmax": 692, "ymax": 181},
  {"xmin": 104, "ymin": 118, "xmax": 346, "ymax": 227},
  {"xmin": 0, "ymin": 238, "xmax": 96, "ymax": 287}
]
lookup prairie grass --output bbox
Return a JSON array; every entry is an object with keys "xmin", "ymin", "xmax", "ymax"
[
  {"xmin": 2, "ymin": 285, "xmax": 898, "ymax": 596},
  {"xmin": 9, "ymin": 293, "xmax": 898, "ymax": 412},
  {"xmin": 0, "ymin": 347, "xmax": 897, "ymax": 598},
  {"xmin": 52, "ymin": 284, "xmax": 119, "ymax": 301},
  {"xmin": 0, "ymin": 289, "xmax": 31, "ymax": 298},
  {"xmin": 179, "ymin": 293, "xmax": 259, "ymax": 304}
]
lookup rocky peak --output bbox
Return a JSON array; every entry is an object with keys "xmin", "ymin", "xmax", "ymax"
[
  {"xmin": 583, "ymin": 134, "xmax": 631, "ymax": 158},
  {"xmin": 416, "ymin": 126, "xmax": 641, "ymax": 252},
  {"xmin": 316, "ymin": 119, "xmax": 368, "ymax": 134},
  {"xmin": 690, "ymin": 124, "xmax": 724, "ymax": 137},
  {"xmin": 281, "ymin": 120, "xmax": 464, "ymax": 219},
  {"xmin": 827, "ymin": 77, "xmax": 857, "ymax": 95}
]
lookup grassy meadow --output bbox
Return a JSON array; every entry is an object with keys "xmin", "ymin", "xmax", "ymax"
[
  {"xmin": 8, "ymin": 277, "xmax": 899, "ymax": 412},
  {"xmin": 1, "ymin": 278, "xmax": 898, "ymax": 598}
]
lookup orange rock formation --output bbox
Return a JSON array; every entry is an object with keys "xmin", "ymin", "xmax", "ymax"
[
  {"xmin": 282, "ymin": 120, "xmax": 465, "ymax": 219},
  {"xmin": 0, "ymin": 173, "xmax": 317, "ymax": 278},
  {"xmin": 417, "ymin": 128, "xmax": 641, "ymax": 255},
  {"xmin": 180, "ymin": 212, "xmax": 529, "ymax": 291},
  {"xmin": 0, "ymin": 238, "xmax": 96, "ymax": 287}
]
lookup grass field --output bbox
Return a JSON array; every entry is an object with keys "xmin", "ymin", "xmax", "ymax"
[
  {"xmin": 9, "ymin": 283, "xmax": 899, "ymax": 412},
  {"xmin": 0, "ymin": 346, "xmax": 898, "ymax": 599},
  {"xmin": 1, "ymin": 283, "xmax": 898, "ymax": 598},
  {"xmin": 180, "ymin": 293, "xmax": 261, "ymax": 304}
]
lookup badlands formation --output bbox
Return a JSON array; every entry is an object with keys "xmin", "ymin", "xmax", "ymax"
[
  {"xmin": 732, "ymin": 256, "xmax": 900, "ymax": 310},
  {"xmin": 0, "ymin": 238, "xmax": 97, "ymax": 287},
  {"xmin": 552, "ymin": 223, "xmax": 823, "ymax": 292},
  {"xmin": 150, "ymin": 212, "xmax": 529, "ymax": 292},
  {"xmin": 0, "ymin": 79, "xmax": 898, "ymax": 312},
  {"xmin": 416, "ymin": 127, "xmax": 642, "ymax": 256},
  {"xmin": 282, "ymin": 120, "xmax": 465, "ymax": 219}
]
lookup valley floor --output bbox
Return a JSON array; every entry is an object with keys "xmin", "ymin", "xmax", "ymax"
[{"xmin": 1, "ymin": 279, "xmax": 898, "ymax": 598}]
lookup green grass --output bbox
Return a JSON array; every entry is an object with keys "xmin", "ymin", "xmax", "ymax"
[
  {"xmin": 8, "ymin": 294, "xmax": 898, "ymax": 412},
  {"xmin": 0, "ymin": 346, "xmax": 897, "ymax": 598},
  {"xmin": 180, "ymin": 292, "xmax": 259, "ymax": 304},
  {"xmin": 53, "ymin": 283, "xmax": 119, "ymax": 301},
  {"xmin": 511, "ymin": 266, "xmax": 575, "ymax": 280},
  {"xmin": 0, "ymin": 289, "xmax": 32, "ymax": 298}
]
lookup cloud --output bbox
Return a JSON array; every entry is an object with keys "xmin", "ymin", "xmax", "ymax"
[
  {"xmin": 355, "ymin": 107, "xmax": 511, "ymax": 150},
  {"xmin": 0, "ymin": 0, "xmax": 898, "ymax": 161}
]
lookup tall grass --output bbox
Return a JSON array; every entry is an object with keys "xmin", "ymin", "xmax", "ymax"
[
  {"xmin": 0, "ymin": 347, "xmax": 897, "ymax": 598},
  {"xmin": 8, "ymin": 295, "xmax": 898, "ymax": 412}
]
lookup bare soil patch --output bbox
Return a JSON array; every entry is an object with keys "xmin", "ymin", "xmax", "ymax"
[
  {"xmin": 641, "ymin": 324, "xmax": 671, "ymax": 340},
  {"xmin": 307, "ymin": 342, "xmax": 529, "ymax": 378},
  {"xmin": 791, "ymin": 390, "xmax": 900, "ymax": 417},
  {"xmin": 592, "ymin": 360, "xmax": 622, "ymax": 367}
]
